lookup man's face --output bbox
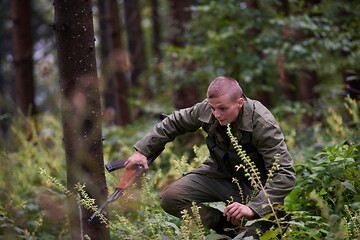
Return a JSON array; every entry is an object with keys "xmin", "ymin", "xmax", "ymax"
[{"xmin": 208, "ymin": 94, "xmax": 244, "ymax": 126}]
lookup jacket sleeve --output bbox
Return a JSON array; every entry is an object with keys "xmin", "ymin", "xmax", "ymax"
[
  {"xmin": 246, "ymin": 104, "xmax": 296, "ymax": 217},
  {"xmin": 133, "ymin": 100, "xmax": 208, "ymax": 157}
]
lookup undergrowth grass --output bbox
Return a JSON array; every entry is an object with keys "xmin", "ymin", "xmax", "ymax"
[{"xmin": 0, "ymin": 97, "xmax": 358, "ymax": 239}]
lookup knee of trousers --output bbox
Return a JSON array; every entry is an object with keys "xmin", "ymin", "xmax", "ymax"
[{"xmin": 159, "ymin": 186, "xmax": 190, "ymax": 218}]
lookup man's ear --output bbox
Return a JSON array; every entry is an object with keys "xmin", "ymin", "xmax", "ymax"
[{"xmin": 237, "ymin": 97, "xmax": 244, "ymax": 107}]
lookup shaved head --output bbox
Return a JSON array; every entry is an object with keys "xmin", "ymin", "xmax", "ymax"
[{"xmin": 207, "ymin": 76, "xmax": 243, "ymax": 102}]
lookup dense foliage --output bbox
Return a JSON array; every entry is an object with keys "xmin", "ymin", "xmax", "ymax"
[
  {"xmin": 1, "ymin": 0, "xmax": 360, "ymax": 239},
  {"xmin": 1, "ymin": 95, "xmax": 359, "ymax": 239},
  {"xmin": 161, "ymin": 0, "xmax": 360, "ymax": 104}
]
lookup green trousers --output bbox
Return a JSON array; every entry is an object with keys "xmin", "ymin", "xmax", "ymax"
[{"xmin": 159, "ymin": 173, "xmax": 245, "ymax": 229}]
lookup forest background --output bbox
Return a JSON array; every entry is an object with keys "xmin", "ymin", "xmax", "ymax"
[{"xmin": 0, "ymin": 0, "xmax": 359, "ymax": 239}]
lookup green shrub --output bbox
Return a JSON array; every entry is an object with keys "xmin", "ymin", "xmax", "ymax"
[
  {"xmin": 287, "ymin": 142, "xmax": 359, "ymax": 239},
  {"xmin": 0, "ymin": 114, "xmax": 67, "ymax": 239},
  {"xmin": 1, "ymin": 96, "xmax": 358, "ymax": 239}
]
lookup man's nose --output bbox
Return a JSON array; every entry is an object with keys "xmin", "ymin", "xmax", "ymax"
[{"xmin": 213, "ymin": 110, "xmax": 221, "ymax": 118}]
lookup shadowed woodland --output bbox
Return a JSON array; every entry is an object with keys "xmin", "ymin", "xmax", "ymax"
[{"xmin": 0, "ymin": 0, "xmax": 359, "ymax": 239}]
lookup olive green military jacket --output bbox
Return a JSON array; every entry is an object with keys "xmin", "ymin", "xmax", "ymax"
[{"xmin": 134, "ymin": 98, "xmax": 296, "ymax": 217}]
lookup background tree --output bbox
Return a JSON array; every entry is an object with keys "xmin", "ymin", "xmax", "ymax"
[
  {"xmin": 11, "ymin": 0, "xmax": 36, "ymax": 116},
  {"xmin": 53, "ymin": 1, "xmax": 110, "ymax": 239},
  {"xmin": 293, "ymin": 0, "xmax": 321, "ymax": 125},
  {"xmin": 123, "ymin": 0, "xmax": 146, "ymax": 88},
  {"xmin": 123, "ymin": 0, "xmax": 156, "ymax": 117},
  {"xmin": 245, "ymin": 0, "xmax": 272, "ymax": 107},
  {"xmin": 100, "ymin": 0, "xmax": 132, "ymax": 126},
  {"xmin": 151, "ymin": 0, "xmax": 162, "ymax": 60},
  {"xmin": 97, "ymin": 0, "xmax": 113, "ymax": 111},
  {"xmin": 149, "ymin": 0, "xmax": 164, "ymax": 87},
  {"xmin": 0, "ymin": 0, "xmax": 13, "ymax": 141},
  {"xmin": 166, "ymin": 0, "xmax": 359, "ymax": 108},
  {"xmin": 0, "ymin": 0, "xmax": 359, "ymax": 239},
  {"xmin": 168, "ymin": 0, "xmax": 200, "ymax": 109},
  {"xmin": 276, "ymin": 0, "xmax": 297, "ymax": 102}
]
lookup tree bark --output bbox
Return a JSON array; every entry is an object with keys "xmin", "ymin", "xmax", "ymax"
[
  {"xmin": 277, "ymin": 0, "xmax": 297, "ymax": 101},
  {"xmin": 246, "ymin": 0, "xmax": 272, "ymax": 107},
  {"xmin": 53, "ymin": 1, "xmax": 110, "ymax": 239},
  {"xmin": 149, "ymin": 0, "xmax": 164, "ymax": 88},
  {"xmin": 97, "ymin": 0, "xmax": 113, "ymax": 111},
  {"xmin": 123, "ymin": 0, "xmax": 146, "ymax": 87},
  {"xmin": 168, "ymin": 0, "xmax": 200, "ymax": 109},
  {"xmin": 108, "ymin": 0, "xmax": 132, "ymax": 126},
  {"xmin": 295, "ymin": 0, "xmax": 321, "ymax": 125},
  {"xmin": 11, "ymin": 0, "xmax": 36, "ymax": 115},
  {"xmin": 151, "ymin": 0, "xmax": 161, "ymax": 60},
  {"xmin": 100, "ymin": 0, "xmax": 132, "ymax": 126}
]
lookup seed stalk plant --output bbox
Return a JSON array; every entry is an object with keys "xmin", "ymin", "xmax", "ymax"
[{"xmin": 226, "ymin": 124, "xmax": 290, "ymax": 239}]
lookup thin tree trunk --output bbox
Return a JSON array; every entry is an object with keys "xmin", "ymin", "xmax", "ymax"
[
  {"xmin": 53, "ymin": 1, "xmax": 110, "ymax": 239},
  {"xmin": 295, "ymin": 0, "xmax": 321, "ymax": 125},
  {"xmin": 246, "ymin": 0, "xmax": 272, "ymax": 107},
  {"xmin": 149, "ymin": 0, "xmax": 164, "ymax": 88},
  {"xmin": 123, "ymin": 0, "xmax": 146, "ymax": 87},
  {"xmin": 99, "ymin": 0, "xmax": 132, "ymax": 126},
  {"xmin": 107, "ymin": 0, "xmax": 132, "ymax": 125},
  {"xmin": 277, "ymin": 0, "xmax": 296, "ymax": 101},
  {"xmin": 98, "ymin": 0, "xmax": 113, "ymax": 111},
  {"xmin": 168, "ymin": 0, "xmax": 200, "ymax": 109},
  {"xmin": 151, "ymin": 0, "xmax": 161, "ymax": 60},
  {"xmin": 336, "ymin": 6, "xmax": 360, "ymax": 100},
  {"xmin": 11, "ymin": 0, "xmax": 36, "ymax": 115},
  {"xmin": 278, "ymin": 54, "xmax": 296, "ymax": 101}
]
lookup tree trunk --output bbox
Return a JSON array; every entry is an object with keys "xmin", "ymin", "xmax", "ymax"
[
  {"xmin": 149, "ymin": 0, "xmax": 164, "ymax": 89},
  {"xmin": 335, "ymin": 6, "xmax": 360, "ymax": 100},
  {"xmin": 151, "ymin": 0, "xmax": 161, "ymax": 60},
  {"xmin": 123, "ymin": 0, "xmax": 146, "ymax": 87},
  {"xmin": 101, "ymin": 0, "xmax": 132, "ymax": 126},
  {"xmin": 11, "ymin": 0, "xmax": 36, "ymax": 115},
  {"xmin": 295, "ymin": 0, "xmax": 321, "ymax": 125},
  {"xmin": 97, "ymin": 0, "xmax": 113, "ymax": 111},
  {"xmin": 53, "ymin": 1, "xmax": 110, "ymax": 239},
  {"xmin": 299, "ymin": 69, "xmax": 320, "ymax": 125},
  {"xmin": 246, "ymin": 0, "xmax": 272, "ymax": 107},
  {"xmin": 168, "ymin": 0, "xmax": 200, "ymax": 109},
  {"xmin": 278, "ymin": 54, "xmax": 296, "ymax": 101},
  {"xmin": 277, "ymin": 0, "xmax": 296, "ymax": 101},
  {"xmin": 108, "ymin": 0, "xmax": 132, "ymax": 126}
]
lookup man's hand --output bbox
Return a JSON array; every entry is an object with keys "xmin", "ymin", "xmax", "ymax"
[
  {"xmin": 223, "ymin": 202, "xmax": 256, "ymax": 222},
  {"xmin": 125, "ymin": 151, "xmax": 148, "ymax": 170}
]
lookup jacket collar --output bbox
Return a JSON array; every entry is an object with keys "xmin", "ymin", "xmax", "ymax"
[
  {"xmin": 198, "ymin": 99, "xmax": 214, "ymax": 123},
  {"xmin": 238, "ymin": 97, "xmax": 254, "ymax": 132}
]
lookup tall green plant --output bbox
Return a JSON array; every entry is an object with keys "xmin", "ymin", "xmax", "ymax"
[{"xmin": 226, "ymin": 124, "xmax": 294, "ymax": 239}]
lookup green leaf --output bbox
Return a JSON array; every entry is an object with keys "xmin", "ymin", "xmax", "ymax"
[
  {"xmin": 260, "ymin": 229, "xmax": 281, "ymax": 240},
  {"xmin": 307, "ymin": 228, "xmax": 320, "ymax": 236},
  {"xmin": 319, "ymin": 188, "xmax": 328, "ymax": 195},
  {"xmin": 341, "ymin": 181, "xmax": 356, "ymax": 193},
  {"xmin": 334, "ymin": 157, "xmax": 345, "ymax": 161},
  {"xmin": 287, "ymin": 221, "xmax": 305, "ymax": 227},
  {"xmin": 312, "ymin": 166, "xmax": 326, "ymax": 171}
]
